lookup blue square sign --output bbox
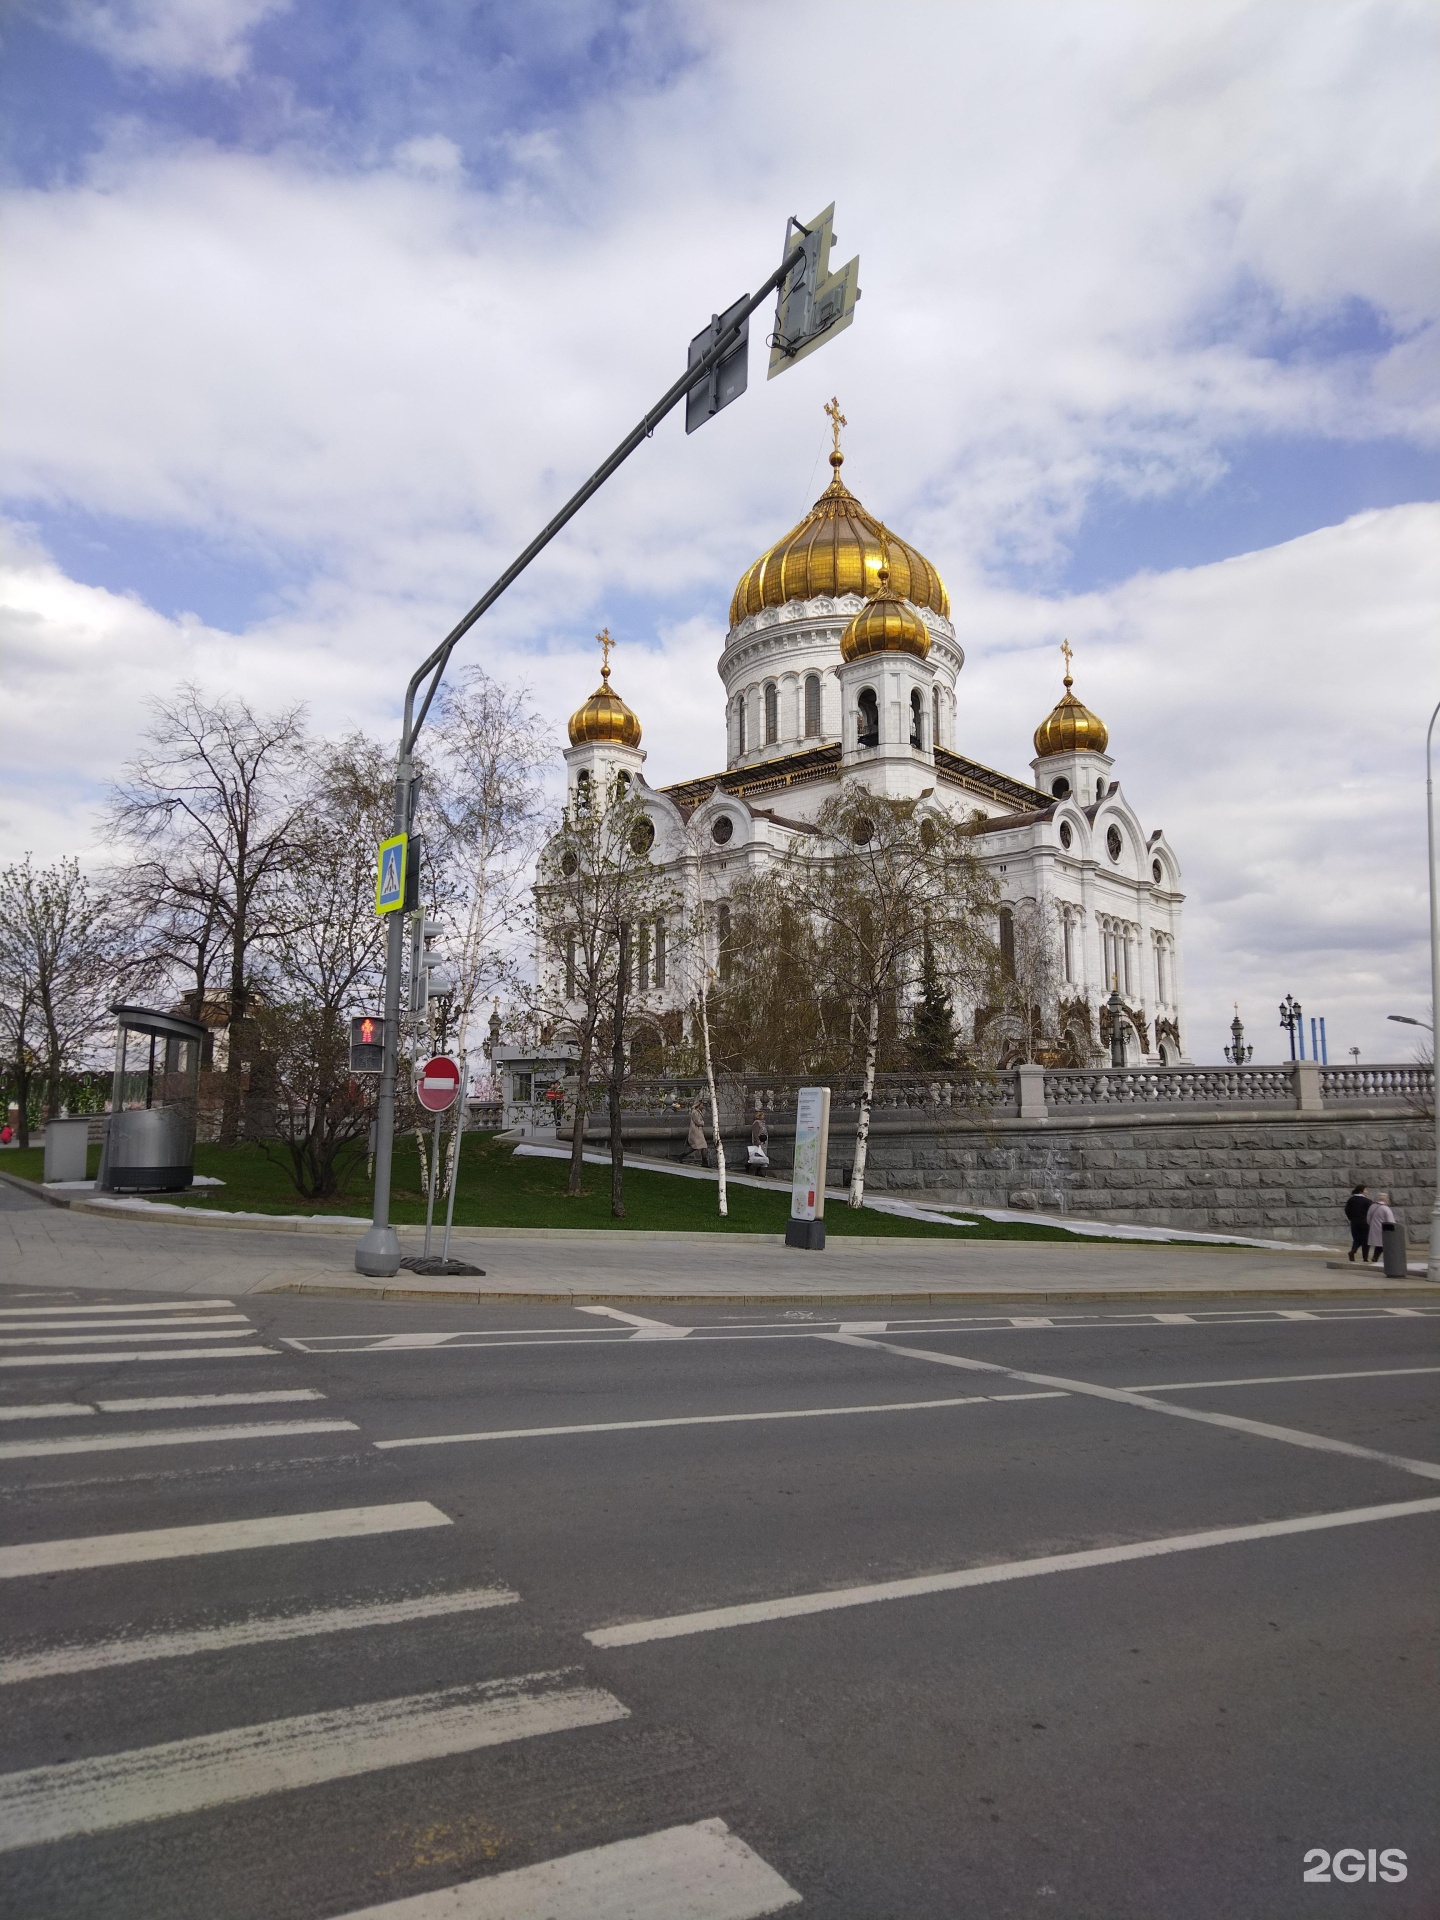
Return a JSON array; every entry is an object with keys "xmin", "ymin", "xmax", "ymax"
[{"xmin": 375, "ymin": 832, "xmax": 408, "ymax": 915}]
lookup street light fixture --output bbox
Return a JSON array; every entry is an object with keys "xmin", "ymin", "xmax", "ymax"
[
  {"xmin": 1278, "ymin": 993, "xmax": 1303, "ymax": 1060},
  {"xmin": 1387, "ymin": 1013, "xmax": 1434, "ymax": 1031}
]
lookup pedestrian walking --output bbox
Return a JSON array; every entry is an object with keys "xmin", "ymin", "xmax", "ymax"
[
  {"xmin": 1366, "ymin": 1190, "xmax": 1396, "ymax": 1263},
  {"xmin": 683, "ymin": 1104, "xmax": 708, "ymax": 1165},
  {"xmin": 746, "ymin": 1107, "xmax": 770, "ymax": 1174},
  {"xmin": 1343, "ymin": 1184, "xmax": 1371, "ymax": 1262}
]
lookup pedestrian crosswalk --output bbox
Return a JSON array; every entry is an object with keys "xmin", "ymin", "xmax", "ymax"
[{"xmin": 0, "ymin": 1285, "xmax": 803, "ymax": 1919}]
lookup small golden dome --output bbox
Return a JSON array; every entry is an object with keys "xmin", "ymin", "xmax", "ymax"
[
  {"xmin": 730, "ymin": 450, "xmax": 949, "ymax": 628},
  {"xmin": 1033, "ymin": 652, "xmax": 1108, "ymax": 758},
  {"xmin": 568, "ymin": 667, "xmax": 641, "ymax": 749},
  {"xmin": 840, "ymin": 566, "xmax": 932, "ymax": 662}
]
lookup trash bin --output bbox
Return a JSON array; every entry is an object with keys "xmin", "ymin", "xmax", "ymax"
[
  {"xmin": 42, "ymin": 1116, "xmax": 92, "ymax": 1184},
  {"xmin": 1382, "ymin": 1221, "xmax": 1409, "ymax": 1279},
  {"xmin": 96, "ymin": 1005, "xmax": 206, "ymax": 1193}
]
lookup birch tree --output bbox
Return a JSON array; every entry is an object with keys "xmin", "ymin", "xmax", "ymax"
[{"xmin": 779, "ymin": 788, "xmax": 998, "ymax": 1206}]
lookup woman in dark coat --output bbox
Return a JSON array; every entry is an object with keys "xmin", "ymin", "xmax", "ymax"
[{"xmin": 1343, "ymin": 1185, "xmax": 1371, "ymax": 1262}]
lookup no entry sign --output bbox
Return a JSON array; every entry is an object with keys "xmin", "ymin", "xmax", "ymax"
[{"xmin": 416, "ymin": 1055, "xmax": 461, "ymax": 1113}]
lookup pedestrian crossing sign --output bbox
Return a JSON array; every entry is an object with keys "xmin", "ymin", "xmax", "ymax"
[{"xmin": 375, "ymin": 832, "xmax": 408, "ymax": 915}]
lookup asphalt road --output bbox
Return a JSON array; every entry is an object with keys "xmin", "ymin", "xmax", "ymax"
[{"xmin": 1, "ymin": 1279, "xmax": 1436, "ymax": 1918}]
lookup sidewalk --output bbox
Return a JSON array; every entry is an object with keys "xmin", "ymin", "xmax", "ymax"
[{"xmin": 0, "ymin": 1179, "xmax": 1429, "ymax": 1303}]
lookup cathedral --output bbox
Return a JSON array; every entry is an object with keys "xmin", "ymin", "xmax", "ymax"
[{"xmin": 558, "ymin": 406, "xmax": 1186, "ymax": 1069}]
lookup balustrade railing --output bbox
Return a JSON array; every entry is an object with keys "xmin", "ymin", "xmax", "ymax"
[
  {"xmin": 1044, "ymin": 1065, "xmax": 1297, "ymax": 1110},
  {"xmin": 1320, "ymin": 1065, "xmax": 1434, "ymax": 1106}
]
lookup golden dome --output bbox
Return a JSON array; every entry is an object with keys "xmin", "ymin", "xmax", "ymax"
[
  {"xmin": 840, "ymin": 566, "xmax": 931, "ymax": 662},
  {"xmin": 568, "ymin": 664, "xmax": 641, "ymax": 748},
  {"xmin": 729, "ymin": 450, "xmax": 949, "ymax": 628},
  {"xmin": 1033, "ymin": 652, "xmax": 1108, "ymax": 758}
]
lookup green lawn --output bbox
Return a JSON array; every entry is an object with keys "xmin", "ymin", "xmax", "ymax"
[{"xmin": 1, "ymin": 1135, "xmax": 1112, "ymax": 1242}]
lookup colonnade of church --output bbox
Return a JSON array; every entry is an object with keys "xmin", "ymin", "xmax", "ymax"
[{"xmin": 725, "ymin": 665, "xmax": 958, "ymax": 763}]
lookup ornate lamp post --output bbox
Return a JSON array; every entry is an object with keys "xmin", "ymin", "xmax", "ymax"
[
  {"xmin": 1278, "ymin": 993, "xmax": 1303, "ymax": 1061},
  {"xmin": 1224, "ymin": 1007, "xmax": 1253, "ymax": 1065},
  {"xmin": 1108, "ymin": 982, "xmax": 1127, "ymax": 1069}
]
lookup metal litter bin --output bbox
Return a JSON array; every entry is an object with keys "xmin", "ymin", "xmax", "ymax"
[
  {"xmin": 97, "ymin": 1005, "xmax": 206, "ymax": 1193},
  {"xmin": 1382, "ymin": 1221, "xmax": 1409, "ymax": 1279},
  {"xmin": 43, "ymin": 1116, "xmax": 92, "ymax": 1183}
]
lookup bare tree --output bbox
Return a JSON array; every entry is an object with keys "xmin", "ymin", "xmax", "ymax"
[
  {"xmin": 254, "ymin": 735, "xmax": 391, "ymax": 1199},
  {"xmin": 990, "ymin": 899, "xmax": 1066, "ymax": 1065},
  {"xmin": 424, "ymin": 666, "xmax": 551, "ymax": 1053},
  {"xmin": 107, "ymin": 689, "xmax": 309, "ymax": 1145},
  {"xmin": 531, "ymin": 777, "xmax": 672, "ymax": 1205},
  {"xmin": 778, "ymin": 788, "xmax": 998, "ymax": 1206},
  {"xmin": 0, "ymin": 855, "xmax": 137, "ymax": 1141}
]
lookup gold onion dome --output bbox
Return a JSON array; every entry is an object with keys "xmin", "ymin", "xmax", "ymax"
[
  {"xmin": 568, "ymin": 630, "xmax": 642, "ymax": 747},
  {"xmin": 729, "ymin": 448, "xmax": 949, "ymax": 628},
  {"xmin": 1033, "ymin": 651, "xmax": 1108, "ymax": 757},
  {"xmin": 840, "ymin": 564, "xmax": 931, "ymax": 662}
]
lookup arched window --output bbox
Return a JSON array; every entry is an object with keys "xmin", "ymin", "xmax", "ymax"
[
  {"xmin": 764, "ymin": 683, "xmax": 779, "ymax": 744},
  {"xmin": 653, "ymin": 918, "xmax": 667, "ymax": 989},
  {"xmin": 1062, "ymin": 915, "xmax": 1074, "ymax": 984},
  {"xmin": 804, "ymin": 674, "xmax": 822, "ymax": 737},
  {"xmin": 998, "ymin": 906, "xmax": 1015, "ymax": 979},
  {"xmin": 638, "ymin": 921, "xmax": 651, "ymax": 993},
  {"xmin": 575, "ymin": 768, "xmax": 591, "ymax": 811},
  {"xmin": 565, "ymin": 930, "xmax": 577, "ymax": 999},
  {"xmin": 716, "ymin": 901, "xmax": 732, "ymax": 981},
  {"xmin": 909, "ymin": 688, "xmax": 924, "ymax": 749},
  {"xmin": 736, "ymin": 697, "xmax": 746, "ymax": 755},
  {"xmin": 857, "ymin": 687, "xmax": 879, "ymax": 749},
  {"xmin": 615, "ymin": 770, "xmax": 630, "ymax": 794},
  {"xmin": 932, "ymin": 685, "xmax": 942, "ymax": 750},
  {"xmin": 1052, "ymin": 776, "xmax": 1071, "ymax": 798}
]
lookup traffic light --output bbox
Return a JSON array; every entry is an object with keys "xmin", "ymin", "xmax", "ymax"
[
  {"xmin": 767, "ymin": 203, "xmax": 860, "ymax": 379},
  {"xmin": 685, "ymin": 295, "xmax": 750, "ymax": 433},
  {"xmin": 349, "ymin": 1015, "xmax": 385, "ymax": 1074}
]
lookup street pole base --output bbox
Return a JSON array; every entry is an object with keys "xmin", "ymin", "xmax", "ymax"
[
  {"xmin": 355, "ymin": 1225, "xmax": 403, "ymax": 1278},
  {"xmin": 785, "ymin": 1218, "xmax": 826, "ymax": 1251}
]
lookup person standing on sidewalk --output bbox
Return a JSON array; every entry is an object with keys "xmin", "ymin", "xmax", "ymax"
[
  {"xmin": 1344, "ymin": 1185, "xmax": 1372, "ymax": 1262},
  {"xmin": 1366, "ymin": 1190, "xmax": 1396, "ymax": 1264}
]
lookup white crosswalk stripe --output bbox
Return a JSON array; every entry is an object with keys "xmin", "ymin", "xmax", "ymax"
[
  {"xmin": 0, "ymin": 1346, "xmax": 275, "ymax": 1367},
  {"xmin": 0, "ymin": 1300, "xmax": 236, "ymax": 1317},
  {"xmin": 0, "ymin": 1669, "xmax": 628, "ymax": 1850},
  {"xmin": 0, "ymin": 1315, "xmax": 252, "ymax": 1334},
  {"xmin": 328, "ymin": 1818, "xmax": 802, "ymax": 1918},
  {"xmin": 0, "ymin": 1417, "xmax": 359, "ymax": 1463},
  {"xmin": 95, "ymin": 1389, "xmax": 327, "ymax": 1411},
  {"xmin": 0, "ymin": 1329, "xmax": 263, "ymax": 1347},
  {"xmin": 0, "ymin": 1586, "xmax": 521, "ymax": 1686},
  {"xmin": 0, "ymin": 1502, "xmax": 452, "ymax": 1578}
]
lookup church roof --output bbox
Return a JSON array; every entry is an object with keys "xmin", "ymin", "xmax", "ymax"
[
  {"xmin": 729, "ymin": 450, "xmax": 949, "ymax": 628},
  {"xmin": 660, "ymin": 744, "xmax": 1047, "ymax": 817}
]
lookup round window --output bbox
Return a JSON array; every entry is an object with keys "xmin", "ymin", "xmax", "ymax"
[
  {"xmin": 1059, "ymin": 822, "xmax": 1073, "ymax": 850},
  {"xmin": 559, "ymin": 850, "xmax": 579, "ymax": 877},
  {"xmin": 1151, "ymin": 858, "xmax": 1162, "ymax": 884},
  {"xmin": 1051, "ymin": 776, "xmax": 1070, "ymax": 798},
  {"xmin": 711, "ymin": 815, "xmax": 734, "ymax": 845},
  {"xmin": 630, "ymin": 818, "xmax": 655, "ymax": 854},
  {"xmin": 1106, "ymin": 825, "xmax": 1123, "ymax": 862}
]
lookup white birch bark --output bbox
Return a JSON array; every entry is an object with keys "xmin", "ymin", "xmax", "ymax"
[{"xmin": 848, "ymin": 993, "xmax": 880, "ymax": 1208}]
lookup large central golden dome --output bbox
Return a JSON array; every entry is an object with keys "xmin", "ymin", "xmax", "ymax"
[{"xmin": 729, "ymin": 449, "xmax": 949, "ymax": 628}]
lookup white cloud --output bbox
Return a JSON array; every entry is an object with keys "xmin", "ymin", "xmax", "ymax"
[{"xmin": 57, "ymin": 0, "xmax": 291, "ymax": 79}]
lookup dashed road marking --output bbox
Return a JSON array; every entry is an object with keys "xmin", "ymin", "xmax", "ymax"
[{"xmin": 0, "ymin": 1417, "xmax": 359, "ymax": 1463}]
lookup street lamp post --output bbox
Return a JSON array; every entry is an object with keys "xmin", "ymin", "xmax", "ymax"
[
  {"xmin": 1421, "ymin": 698, "xmax": 1439, "ymax": 1281},
  {"xmin": 1224, "ymin": 1008, "xmax": 1253, "ymax": 1065},
  {"xmin": 1278, "ymin": 993, "xmax": 1302, "ymax": 1061}
]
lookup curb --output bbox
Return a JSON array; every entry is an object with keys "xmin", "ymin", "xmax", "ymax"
[{"xmin": 258, "ymin": 1281, "xmax": 1433, "ymax": 1307}]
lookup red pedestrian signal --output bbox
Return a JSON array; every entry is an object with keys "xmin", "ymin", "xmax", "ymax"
[{"xmin": 349, "ymin": 1015, "xmax": 386, "ymax": 1074}]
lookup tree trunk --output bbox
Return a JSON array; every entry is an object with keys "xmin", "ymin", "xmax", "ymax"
[
  {"xmin": 567, "ymin": 1020, "xmax": 595, "ymax": 1196},
  {"xmin": 697, "ymin": 972, "xmax": 727, "ymax": 1217},
  {"xmin": 220, "ymin": 878, "xmax": 247, "ymax": 1146},
  {"xmin": 609, "ymin": 922, "xmax": 629, "ymax": 1218},
  {"xmin": 42, "ymin": 1005, "xmax": 62, "ymax": 1120},
  {"xmin": 14, "ymin": 1049, "xmax": 31, "ymax": 1150},
  {"xmin": 848, "ymin": 993, "xmax": 881, "ymax": 1208}
]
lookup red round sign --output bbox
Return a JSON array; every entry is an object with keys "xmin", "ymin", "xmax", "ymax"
[{"xmin": 416, "ymin": 1054, "xmax": 461, "ymax": 1112}]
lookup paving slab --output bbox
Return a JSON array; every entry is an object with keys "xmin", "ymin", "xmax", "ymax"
[{"xmin": 0, "ymin": 1179, "xmax": 1429, "ymax": 1303}]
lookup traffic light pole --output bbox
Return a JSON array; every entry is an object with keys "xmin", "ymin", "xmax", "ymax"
[{"xmin": 356, "ymin": 235, "xmax": 813, "ymax": 1274}]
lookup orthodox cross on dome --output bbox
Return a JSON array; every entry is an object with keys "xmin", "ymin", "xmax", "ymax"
[
  {"xmin": 596, "ymin": 627, "xmax": 615, "ymax": 681},
  {"xmin": 824, "ymin": 395, "xmax": 847, "ymax": 465},
  {"xmin": 1060, "ymin": 638, "xmax": 1074, "ymax": 689}
]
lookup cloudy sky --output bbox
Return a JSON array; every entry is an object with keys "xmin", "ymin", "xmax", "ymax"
[{"xmin": 3, "ymin": 0, "xmax": 1437, "ymax": 1064}]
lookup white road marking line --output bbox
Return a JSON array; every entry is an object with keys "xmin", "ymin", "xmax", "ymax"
[
  {"xmin": 367, "ymin": 1333, "xmax": 470, "ymax": 1349},
  {"xmin": 95, "ymin": 1389, "xmax": 327, "ymax": 1412},
  {"xmin": 376, "ymin": 1394, "xmax": 997, "ymax": 1450},
  {"xmin": 576, "ymin": 1306, "xmax": 687, "ymax": 1331},
  {"xmin": 1384, "ymin": 1308, "xmax": 1425, "ymax": 1317},
  {"xmin": 0, "ymin": 1418, "xmax": 359, "ymax": 1462},
  {"xmin": 1276, "ymin": 1310, "xmax": 1320, "ymax": 1320},
  {"xmin": 826, "ymin": 1333, "xmax": 1440, "ymax": 1483},
  {"xmin": 328, "ymin": 1817, "xmax": 801, "ymax": 1919},
  {"xmin": 0, "ymin": 1501, "xmax": 451, "ymax": 1579},
  {"xmin": 988, "ymin": 1391, "xmax": 1070, "ymax": 1402},
  {"xmin": 0, "ymin": 1328, "xmax": 256, "ymax": 1348},
  {"xmin": 1008, "ymin": 1316, "xmax": 1054, "ymax": 1327},
  {"xmin": 0, "ymin": 1315, "xmax": 251, "ymax": 1334},
  {"xmin": 1131, "ymin": 1365, "xmax": 1440, "ymax": 1393},
  {"xmin": 586, "ymin": 1494, "xmax": 1440, "ymax": 1649},
  {"xmin": 0, "ymin": 1347, "xmax": 274, "ymax": 1368},
  {"xmin": 0, "ymin": 1299, "xmax": 235, "ymax": 1317},
  {"xmin": 837, "ymin": 1321, "xmax": 888, "ymax": 1334},
  {"xmin": 1152, "ymin": 1313, "xmax": 1196, "ymax": 1324},
  {"xmin": 0, "ymin": 1586, "xmax": 521, "ymax": 1687},
  {"xmin": 0, "ymin": 1404, "xmax": 94, "ymax": 1422},
  {"xmin": 0, "ymin": 1668, "xmax": 626, "ymax": 1850}
]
